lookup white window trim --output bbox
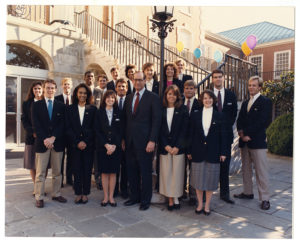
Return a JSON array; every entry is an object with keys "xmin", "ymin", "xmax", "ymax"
[
  {"xmin": 250, "ymin": 54, "xmax": 264, "ymax": 74},
  {"xmin": 273, "ymin": 49, "xmax": 291, "ymax": 79}
]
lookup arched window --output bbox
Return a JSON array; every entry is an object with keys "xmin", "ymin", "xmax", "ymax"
[{"xmin": 6, "ymin": 43, "xmax": 48, "ymax": 69}]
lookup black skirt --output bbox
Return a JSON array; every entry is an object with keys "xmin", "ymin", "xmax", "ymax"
[{"xmin": 98, "ymin": 147, "xmax": 121, "ymax": 174}]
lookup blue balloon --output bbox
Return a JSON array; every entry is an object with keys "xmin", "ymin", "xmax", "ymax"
[
  {"xmin": 214, "ymin": 50, "xmax": 223, "ymax": 63},
  {"xmin": 193, "ymin": 48, "xmax": 201, "ymax": 59}
]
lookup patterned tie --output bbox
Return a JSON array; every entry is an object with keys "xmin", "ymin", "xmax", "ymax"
[
  {"xmin": 217, "ymin": 90, "xmax": 222, "ymax": 112},
  {"xmin": 48, "ymin": 100, "xmax": 53, "ymax": 120},
  {"xmin": 133, "ymin": 92, "xmax": 140, "ymax": 114},
  {"xmin": 66, "ymin": 96, "xmax": 69, "ymax": 105},
  {"xmin": 119, "ymin": 97, "xmax": 123, "ymax": 110},
  {"xmin": 187, "ymin": 99, "xmax": 191, "ymax": 113}
]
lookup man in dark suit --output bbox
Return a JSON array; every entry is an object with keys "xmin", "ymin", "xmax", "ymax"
[
  {"xmin": 32, "ymin": 79, "xmax": 67, "ymax": 208},
  {"xmin": 182, "ymin": 80, "xmax": 200, "ymax": 205},
  {"xmin": 84, "ymin": 71, "xmax": 102, "ymax": 189},
  {"xmin": 55, "ymin": 77, "xmax": 73, "ymax": 187},
  {"xmin": 175, "ymin": 59, "xmax": 193, "ymax": 86},
  {"xmin": 125, "ymin": 64, "xmax": 136, "ymax": 95},
  {"xmin": 106, "ymin": 67, "xmax": 120, "ymax": 91},
  {"xmin": 235, "ymin": 76, "xmax": 272, "ymax": 210},
  {"xmin": 211, "ymin": 69, "xmax": 237, "ymax": 204},
  {"xmin": 123, "ymin": 71, "xmax": 162, "ymax": 211}
]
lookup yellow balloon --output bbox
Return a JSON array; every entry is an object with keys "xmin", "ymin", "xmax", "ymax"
[
  {"xmin": 241, "ymin": 41, "xmax": 252, "ymax": 56},
  {"xmin": 176, "ymin": 41, "xmax": 184, "ymax": 52}
]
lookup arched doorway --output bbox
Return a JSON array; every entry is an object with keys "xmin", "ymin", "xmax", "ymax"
[
  {"xmin": 6, "ymin": 42, "xmax": 51, "ymax": 145},
  {"xmin": 86, "ymin": 63, "xmax": 106, "ymax": 87}
]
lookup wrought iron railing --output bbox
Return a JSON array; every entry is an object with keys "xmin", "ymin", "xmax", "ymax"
[
  {"xmin": 197, "ymin": 54, "xmax": 258, "ymax": 101},
  {"xmin": 7, "ymin": 5, "xmax": 50, "ymax": 24},
  {"xmin": 74, "ymin": 11, "xmax": 210, "ymax": 83}
]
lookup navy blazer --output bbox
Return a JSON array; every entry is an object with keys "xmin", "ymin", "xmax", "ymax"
[
  {"xmin": 214, "ymin": 89, "xmax": 238, "ymax": 145},
  {"xmin": 159, "ymin": 104, "xmax": 189, "ymax": 155},
  {"xmin": 21, "ymin": 99, "xmax": 35, "ymax": 145},
  {"xmin": 179, "ymin": 74, "xmax": 193, "ymax": 86},
  {"xmin": 123, "ymin": 89, "xmax": 162, "ymax": 150},
  {"xmin": 188, "ymin": 106, "xmax": 228, "ymax": 163},
  {"xmin": 145, "ymin": 80, "xmax": 159, "ymax": 95},
  {"xmin": 183, "ymin": 97, "xmax": 201, "ymax": 115},
  {"xmin": 31, "ymin": 99, "xmax": 66, "ymax": 153},
  {"xmin": 65, "ymin": 104, "xmax": 97, "ymax": 150},
  {"xmin": 126, "ymin": 80, "xmax": 135, "ymax": 95},
  {"xmin": 237, "ymin": 95, "xmax": 272, "ymax": 149},
  {"xmin": 162, "ymin": 78, "xmax": 183, "ymax": 95},
  {"xmin": 95, "ymin": 107, "xmax": 123, "ymax": 150}
]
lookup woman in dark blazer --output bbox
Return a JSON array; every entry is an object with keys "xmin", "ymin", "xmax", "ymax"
[
  {"xmin": 142, "ymin": 62, "xmax": 159, "ymax": 95},
  {"xmin": 66, "ymin": 83, "xmax": 97, "ymax": 204},
  {"xmin": 95, "ymin": 90, "xmax": 122, "ymax": 207},
  {"xmin": 159, "ymin": 85, "xmax": 189, "ymax": 211},
  {"xmin": 187, "ymin": 89, "xmax": 228, "ymax": 215},
  {"xmin": 162, "ymin": 62, "xmax": 183, "ymax": 95},
  {"xmin": 21, "ymin": 81, "xmax": 46, "ymax": 196}
]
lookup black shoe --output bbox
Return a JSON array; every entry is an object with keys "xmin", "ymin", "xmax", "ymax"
[
  {"xmin": 233, "ymin": 193, "xmax": 254, "ymax": 199},
  {"xmin": 139, "ymin": 203, "xmax": 150, "ymax": 211},
  {"xmin": 221, "ymin": 197, "xmax": 235, "ymax": 204},
  {"xmin": 167, "ymin": 204, "xmax": 174, "ymax": 211},
  {"xmin": 195, "ymin": 208, "xmax": 203, "ymax": 215},
  {"xmin": 101, "ymin": 201, "xmax": 108, "ymax": 207},
  {"xmin": 174, "ymin": 204, "xmax": 181, "ymax": 210},
  {"xmin": 203, "ymin": 210, "xmax": 211, "ymax": 216},
  {"xmin": 109, "ymin": 201, "xmax": 117, "ymax": 207},
  {"xmin": 124, "ymin": 199, "xmax": 138, "ymax": 206},
  {"xmin": 74, "ymin": 198, "xmax": 82, "ymax": 204},
  {"xmin": 261, "ymin": 200, "xmax": 270, "ymax": 210},
  {"xmin": 189, "ymin": 198, "xmax": 196, "ymax": 206},
  {"xmin": 120, "ymin": 192, "xmax": 129, "ymax": 199}
]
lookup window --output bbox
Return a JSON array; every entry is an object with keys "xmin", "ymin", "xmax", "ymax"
[
  {"xmin": 250, "ymin": 55, "xmax": 263, "ymax": 77},
  {"xmin": 274, "ymin": 50, "xmax": 291, "ymax": 78}
]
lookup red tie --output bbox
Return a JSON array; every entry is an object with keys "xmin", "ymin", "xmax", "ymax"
[
  {"xmin": 217, "ymin": 91, "xmax": 222, "ymax": 112},
  {"xmin": 187, "ymin": 99, "xmax": 191, "ymax": 112},
  {"xmin": 133, "ymin": 92, "xmax": 140, "ymax": 114},
  {"xmin": 66, "ymin": 96, "xmax": 69, "ymax": 105}
]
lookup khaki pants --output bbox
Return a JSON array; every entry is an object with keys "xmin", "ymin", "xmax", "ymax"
[
  {"xmin": 34, "ymin": 149, "xmax": 63, "ymax": 201},
  {"xmin": 241, "ymin": 146, "xmax": 270, "ymax": 201}
]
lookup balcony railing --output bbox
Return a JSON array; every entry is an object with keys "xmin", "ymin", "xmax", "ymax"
[
  {"xmin": 261, "ymin": 69, "xmax": 294, "ymax": 82},
  {"xmin": 7, "ymin": 5, "xmax": 50, "ymax": 24}
]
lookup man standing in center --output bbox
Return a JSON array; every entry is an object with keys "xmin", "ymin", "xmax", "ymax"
[
  {"xmin": 123, "ymin": 71, "xmax": 162, "ymax": 211},
  {"xmin": 211, "ymin": 69, "xmax": 237, "ymax": 204}
]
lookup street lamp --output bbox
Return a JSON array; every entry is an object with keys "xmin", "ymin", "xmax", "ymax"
[{"xmin": 150, "ymin": 6, "xmax": 176, "ymax": 97}]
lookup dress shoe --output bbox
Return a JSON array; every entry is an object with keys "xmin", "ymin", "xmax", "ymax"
[
  {"xmin": 109, "ymin": 201, "xmax": 117, "ymax": 207},
  {"xmin": 139, "ymin": 203, "xmax": 150, "ymax": 211},
  {"xmin": 52, "ymin": 196, "xmax": 67, "ymax": 203},
  {"xmin": 74, "ymin": 198, "xmax": 82, "ymax": 204},
  {"xmin": 233, "ymin": 193, "xmax": 254, "ymax": 199},
  {"xmin": 195, "ymin": 208, "xmax": 203, "ymax": 215},
  {"xmin": 124, "ymin": 199, "xmax": 138, "ymax": 206},
  {"xmin": 82, "ymin": 199, "xmax": 88, "ymax": 204},
  {"xmin": 261, "ymin": 200, "xmax": 270, "ymax": 210},
  {"xmin": 101, "ymin": 201, "xmax": 108, "ymax": 207},
  {"xmin": 203, "ymin": 210, "xmax": 211, "ymax": 216},
  {"xmin": 167, "ymin": 204, "xmax": 174, "ymax": 211},
  {"xmin": 174, "ymin": 204, "xmax": 181, "ymax": 210},
  {"xmin": 221, "ymin": 197, "xmax": 235, "ymax": 204},
  {"xmin": 35, "ymin": 200, "xmax": 44, "ymax": 208}
]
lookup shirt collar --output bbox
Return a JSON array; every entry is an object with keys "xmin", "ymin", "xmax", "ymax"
[
  {"xmin": 214, "ymin": 87, "xmax": 224, "ymax": 94},
  {"xmin": 135, "ymin": 87, "xmax": 145, "ymax": 97},
  {"xmin": 251, "ymin": 92, "xmax": 261, "ymax": 101},
  {"xmin": 146, "ymin": 79, "xmax": 154, "ymax": 85}
]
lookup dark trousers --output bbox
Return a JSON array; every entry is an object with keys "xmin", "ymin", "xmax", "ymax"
[
  {"xmin": 126, "ymin": 144, "xmax": 153, "ymax": 204},
  {"xmin": 61, "ymin": 146, "xmax": 73, "ymax": 184},
  {"xmin": 219, "ymin": 155, "xmax": 231, "ymax": 198},
  {"xmin": 115, "ymin": 151, "xmax": 128, "ymax": 194},
  {"xmin": 72, "ymin": 148, "xmax": 94, "ymax": 195}
]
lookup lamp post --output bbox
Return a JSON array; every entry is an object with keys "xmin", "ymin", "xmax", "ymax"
[{"xmin": 150, "ymin": 6, "xmax": 176, "ymax": 98}]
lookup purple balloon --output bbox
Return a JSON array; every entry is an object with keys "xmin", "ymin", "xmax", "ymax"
[{"xmin": 246, "ymin": 35, "xmax": 257, "ymax": 50}]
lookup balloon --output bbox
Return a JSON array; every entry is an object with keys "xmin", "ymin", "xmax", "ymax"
[
  {"xmin": 193, "ymin": 48, "xmax": 202, "ymax": 58},
  {"xmin": 176, "ymin": 42, "xmax": 184, "ymax": 52},
  {"xmin": 241, "ymin": 41, "xmax": 252, "ymax": 56},
  {"xmin": 246, "ymin": 35, "xmax": 257, "ymax": 50},
  {"xmin": 214, "ymin": 50, "xmax": 223, "ymax": 63}
]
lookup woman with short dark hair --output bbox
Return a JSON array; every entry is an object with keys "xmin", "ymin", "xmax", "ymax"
[
  {"xmin": 187, "ymin": 89, "xmax": 227, "ymax": 215},
  {"xmin": 162, "ymin": 62, "xmax": 183, "ymax": 95},
  {"xmin": 66, "ymin": 83, "xmax": 97, "ymax": 204}
]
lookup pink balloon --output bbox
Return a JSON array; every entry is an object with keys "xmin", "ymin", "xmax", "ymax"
[{"xmin": 246, "ymin": 35, "xmax": 257, "ymax": 50}]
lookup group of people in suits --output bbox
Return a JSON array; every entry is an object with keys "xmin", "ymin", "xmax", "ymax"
[{"xmin": 21, "ymin": 58, "xmax": 272, "ymax": 213}]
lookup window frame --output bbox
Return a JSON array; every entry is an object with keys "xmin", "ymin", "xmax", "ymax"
[
  {"xmin": 250, "ymin": 54, "xmax": 264, "ymax": 76},
  {"xmin": 273, "ymin": 49, "xmax": 291, "ymax": 79}
]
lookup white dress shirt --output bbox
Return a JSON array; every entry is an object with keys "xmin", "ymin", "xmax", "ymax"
[
  {"xmin": 178, "ymin": 73, "xmax": 183, "ymax": 81},
  {"xmin": 145, "ymin": 79, "xmax": 154, "ymax": 91},
  {"xmin": 117, "ymin": 95, "xmax": 126, "ymax": 109},
  {"xmin": 63, "ymin": 93, "xmax": 72, "ymax": 105},
  {"xmin": 248, "ymin": 92, "xmax": 261, "ymax": 111},
  {"xmin": 45, "ymin": 97, "xmax": 54, "ymax": 109},
  {"xmin": 184, "ymin": 96, "xmax": 195, "ymax": 114},
  {"xmin": 167, "ymin": 107, "xmax": 175, "ymax": 132},
  {"xmin": 202, "ymin": 106, "xmax": 213, "ymax": 136},
  {"xmin": 106, "ymin": 108, "xmax": 113, "ymax": 126},
  {"xmin": 132, "ymin": 87, "xmax": 145, "ymax": 112},
  {"xmin": 78, "ymin": 105, "xmax": 85, "ymax": 125},
  {"xmin": 214, "ymin": 87, "xmax": 225, "ymax": 107}
]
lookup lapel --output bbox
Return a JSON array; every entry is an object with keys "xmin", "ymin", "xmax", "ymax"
[
  {"xmin": 170, "ymin": 107, "xmax": 180, "ymax": 134},
  {"xmin": 127, "ymin": 93, "xmax": 134, "ymax": 117},
  {"xmin": 81, "ymin": 105, "xmax": 90, "ymax": 128},
  {"xmin": 248, "ymin": 95, "xmax": 261, "ymax": 114},
  {"xmin": 134, "ymin": 90, "xmax": 148, "ymax": 116},
  {"xmin": 152, "ymin": 81, "xmax": 159, "ymax": 92},
  {"xmin": 42, "ymin": 99, "xmax": 51, "ymax": 123},
  {"xmin": 206, "ymin": 109, "xmax": 217, "ymax": 137},
  {"xmin": 73, "ymin": 105, "xmax": 82, "ymax": 129}
]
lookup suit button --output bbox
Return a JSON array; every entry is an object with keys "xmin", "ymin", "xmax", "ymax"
[
  {"xmin": 108, "ymin": 138, "xmax": 111, "ymax": 141},
  {"xmin": 204, "ymin": 142, "xmax": 207, "ymax": 145},
  {"xmin": 80, "ymin": 134, "xmax": 83, "ymax": 137}
]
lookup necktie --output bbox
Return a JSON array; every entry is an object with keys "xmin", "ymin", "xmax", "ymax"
[
  {"xmin": 187, "ymin": 99, "xmax": 191, "ymax": 113},
  {"xmin": 119, "ymin": 97, "xmax": 123, "ymax": 110},
  {"xmin": 48, "ymin": 100, "xmax": 53, "ymax": 120},
  {"xmin": 66, "ymin": 96, "xmax": 69, "ymax": 105},
  {"xmin": 247, "ymin": 97, "xmax": 254, "ymax": 112},
  {"xmin": 217, "ymin": 90, "xmax": 222, "ymax": 112},
  {"xmin": 133, "ymin": 92, "xmax": 140, "ymax": 114}
]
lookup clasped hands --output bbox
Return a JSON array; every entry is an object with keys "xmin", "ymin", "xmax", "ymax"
[
  {"xmin": 43, "ymin": 136, "xmax": 55, "ymax": 149},
  {"xmin": 105, "ymin": 143, "xmax": 116, "ymax": 155},
  {"xmin": 238, "ymin": 130, "xmax": 251, "ymax": 142},
  {"xmin": 165, "ymin": 145, "xmax": 179, "ymax": 155},
  {"xmin": 121, "ymin": 140, "xmax": 155, "ymax": 153}
]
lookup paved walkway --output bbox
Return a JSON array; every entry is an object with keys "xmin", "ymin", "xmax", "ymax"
[{"xmin": 5, "ymin": 147, "xmax": 292, "ymax": 238}]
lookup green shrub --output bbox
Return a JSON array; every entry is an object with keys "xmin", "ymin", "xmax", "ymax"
[{"xmin": 266, "ymin": 112, "xmax": 293, "ymax": 157}]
